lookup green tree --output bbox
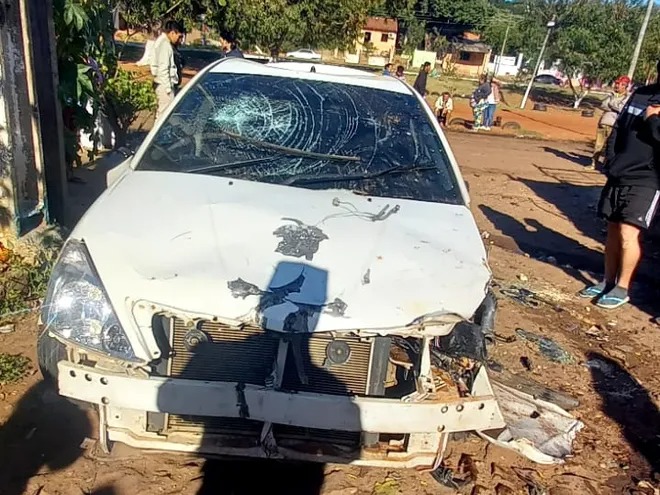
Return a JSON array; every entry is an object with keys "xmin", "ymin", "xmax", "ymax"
[
  {"xmin": 208, "ymin": 0, "xmax": 378, "ymax": 58},
  {"xmin": 53, "ymin": 0, "xmax": 156, "ymax": 166},
  {"xmin": 636, "ymin": 8, "xmax": 660, "ymax": 84},
  {"xmin": 543, "ymin": 0, "xmax": 640, "ymax": 107},
  {"xmin": 483, "ymin": 0, "xmax": 647, "ymax": 108}
]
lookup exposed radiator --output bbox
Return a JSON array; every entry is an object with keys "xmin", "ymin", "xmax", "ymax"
[{"xmin": 163, "ymin": 316, "xmax": 389, "ymax": 447}]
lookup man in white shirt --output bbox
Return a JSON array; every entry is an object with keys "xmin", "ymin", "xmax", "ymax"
[
  {"xmin": 434, "ymin": 92, "xmax": 453, "ymax": 126},
  {"xmin": 151, "ymin": 21, "xmax": 183, "ymax": 119}
]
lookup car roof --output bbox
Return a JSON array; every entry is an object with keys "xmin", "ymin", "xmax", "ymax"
[{"xmin": 207, "ymin": 58, "xmax": 413, "ymax": 95}]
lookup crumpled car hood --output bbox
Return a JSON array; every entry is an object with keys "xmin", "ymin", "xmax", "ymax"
[{"xmin": 74, "ymin": 171, "xmax": 490, "ymax": 334}]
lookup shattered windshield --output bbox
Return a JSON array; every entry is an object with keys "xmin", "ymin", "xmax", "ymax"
[{"xmin": 137, "ymin": 73, "xmax": 462, "ymax": 204}]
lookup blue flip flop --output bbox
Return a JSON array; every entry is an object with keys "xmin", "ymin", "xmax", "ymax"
[
  {"xmin": 596, "ymin": 293, "xmax": 630, "ymax": 309},
  {"xmin": 578, "ymin": 284, "xmax": 606, "ymax": 299}
]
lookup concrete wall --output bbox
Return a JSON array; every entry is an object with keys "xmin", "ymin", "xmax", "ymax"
[{"xmin": 411, "ymin": 50, "xmax": 437, "ymax": 69}]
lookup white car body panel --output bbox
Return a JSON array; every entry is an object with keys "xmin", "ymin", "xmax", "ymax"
[{"xmin": 75, "ymin": 169, "xmax": 489, "ymax": 360}]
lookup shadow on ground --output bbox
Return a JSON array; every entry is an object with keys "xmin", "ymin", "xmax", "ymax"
[
  {"xmin": 514, "ymin": 177, "xmax": 660, "ymax": 289},
  {"xmin": 480, "ymin": 204, "xmax": 600, "ymax": 286},
  {"xmin": 517, "ymin": 178, "xmax": 605, "ymax": 245},
  {"xmin": 542, "ymin": 146, "xmax": 593, "ymax": 167},
  {"xmin": 197, "ymin": 459, "xmax": 325, "ymax": 495},
  {"xmin": 0, "ymin": 381, "xmax": 110, "ymax": 495},
  {"xmin": 587, "ymin": 352, "xmax": 660, "ymax": 478}
]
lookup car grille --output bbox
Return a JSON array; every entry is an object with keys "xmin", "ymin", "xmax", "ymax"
[{"xmin": 165, "ymin": 317, "xmax": 384, "ymax": 447}]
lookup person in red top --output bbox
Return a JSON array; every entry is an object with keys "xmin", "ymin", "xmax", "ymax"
[{"xmin": 591, "ymin": 75, "xmax": 631, "ymax": 169}]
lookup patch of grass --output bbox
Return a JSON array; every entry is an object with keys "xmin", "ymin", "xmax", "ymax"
[
  {"xmin": 0, "ymin": 243, "xmax": 57, "ymax": 321},
  {"xmin": 372, "ymin": 478, "xmax": 400, "ymax": 495},
  {"xmin": 0, "ymin": 353, "xmax": 31, "ymax": 384}
]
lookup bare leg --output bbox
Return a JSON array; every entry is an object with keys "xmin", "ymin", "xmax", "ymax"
[
  {"xmin": 604, "ymin": 222, "xmax": 621, "ymax": 285},
  {"xmin": 616, "ymin": 223, "xmax": 642, "ymax": 289}
]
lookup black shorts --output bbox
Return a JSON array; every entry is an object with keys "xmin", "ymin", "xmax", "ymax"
[{"xmin": 598, "ymin": 181, "xmax": 660, "ymax": 229}]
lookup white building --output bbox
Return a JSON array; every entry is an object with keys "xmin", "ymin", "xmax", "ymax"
[{"xmin": 487, "ymin": 54, "xmax": 524, "ymax": 77}]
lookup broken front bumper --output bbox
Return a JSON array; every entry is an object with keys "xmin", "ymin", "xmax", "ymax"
[{"xmin": 58, "ymin": 361, "xmax": 505, "ymax": 467}]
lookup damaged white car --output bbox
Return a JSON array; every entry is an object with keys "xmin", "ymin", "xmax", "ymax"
[{"xmin": 38, "ymin": 59, "xmax": 506, "ymax": 468}]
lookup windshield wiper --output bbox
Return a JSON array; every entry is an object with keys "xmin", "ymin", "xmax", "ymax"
[
  {"xmin": 284, "ymin": 165, "xmax": 438, "ymax": 186},
  {"xmin": 188, "ymin": 156, "xmax": 276, "ymax": 174},
  {"xmin": 210, "ymin": 128, "xmax": 361, "ymax": 163}
]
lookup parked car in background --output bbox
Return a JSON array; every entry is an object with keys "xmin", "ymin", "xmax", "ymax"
[
  {"xmin": 285, "ymin": 48, "xmax": 322, "ymax": 60},
  {"xmin": 533, "ymin": 74, "xmax": 563, "ymax": 86},
  {"xmin": 38, "ymin": 58, "xmax": 504, "ymax": 470}
]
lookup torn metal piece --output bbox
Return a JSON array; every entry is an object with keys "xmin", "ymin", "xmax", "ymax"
[
  {"xmin": 478, "ymin": 382, "xmax": 584, "ymax": 464},
  {"xmin": 273, "ymin": 218, "xmax": 328, "ymax": 261}
]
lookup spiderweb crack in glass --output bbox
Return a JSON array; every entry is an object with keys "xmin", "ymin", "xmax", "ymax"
[{"xmin": 139, "ymin": 74, "xmax": 461, "ymax": 205}]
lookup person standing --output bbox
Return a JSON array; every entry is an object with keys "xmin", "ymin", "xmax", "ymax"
[
  {"xmin": 471, "ymin": 74, "xmax": 492, "ymax": 131},
  {"xmin": 484, "ymin": 77, "xmax": 501, "ymax": 130},
  {"xmin": 226, "ymin": 41, "xmax": 244, "ymax": 58},
  {"xmin": 395, "ymin": 65, "xmax": 406, "ymax": 81},
  {"xmin": 219, "ymin": 33, "xmax": 244, "ymax": 58},
  {"xmin": 383, "ymin": 63, "xmax": 393, "ymax": 76},
  {"xmin": 413, "ymin": 62, "xmax": 431, "ymax": 96},
  {"xmin": 591, "ymin": 75, "xmax": 631, "ymax": 169},
  {"xmin": 151, "ymin": 20, "xmax": 183, "ymax": 119},
  {"xmin": 578, "ymin": 64, "xmax": 660, "ymax": 309}
]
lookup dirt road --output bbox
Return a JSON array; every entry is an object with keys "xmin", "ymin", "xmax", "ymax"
[{"xmin": 2, "ymin": 133, "xmax": 659, "ymax": 495}]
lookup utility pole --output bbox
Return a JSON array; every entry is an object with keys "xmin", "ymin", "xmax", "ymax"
[
  {"xmin": 494, "ymin": 21, "xmax": 511, "ymax": 77},
  {"xmin": 520, "ymin": 17, "xmax": 556, "ymax": 110},
  {"xmin": 628, "ymin": 0, "xmax": 654, "ymax": 79}
]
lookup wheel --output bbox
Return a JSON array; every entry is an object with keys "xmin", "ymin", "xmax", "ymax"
[
  {"xmin": 37, "ymin": 328, "xmax": 67, "ymax": 384},
  {"xmin": 448, "ymin": 117, "xmax": 466, "ymax": 127},
  {"xmin": 502, "ymin": 121, "xmax": 522, "ymax": 130}
]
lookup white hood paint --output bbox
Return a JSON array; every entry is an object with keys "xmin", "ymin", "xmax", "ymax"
[{"xmin": 73, "ymin": 171, "xmax": 490, "ymax": 340}]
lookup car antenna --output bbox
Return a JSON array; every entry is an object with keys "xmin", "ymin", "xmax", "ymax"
[{"xmin": 310, "ymin": 66, "xmax": 316, "ymax": 73}]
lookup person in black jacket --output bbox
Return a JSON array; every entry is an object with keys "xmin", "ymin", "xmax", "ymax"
[
  {"xmin": 413, "ymin": 62, "xmax": 431, "ymax": 96},
  {"xmin": 579, "ymin": 61, "xmax": 660, "ymax": 309}
]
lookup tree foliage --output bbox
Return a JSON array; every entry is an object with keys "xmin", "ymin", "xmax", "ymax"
[
  {"xmin": 478, "ymin": 0, "xmax": 658, "ymax": 106},
  {"xmin": 53, "ymin": 0, "xmax": 156, "ymax": 164},
  {"xmin": 207, "ymin": 0, "xmax": 379, "ymax": 56}
]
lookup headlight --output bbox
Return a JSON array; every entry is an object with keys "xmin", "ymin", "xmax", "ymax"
[{"xmin": 42, "ymin": 240, "xmax": 138, "ymax": 361}]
